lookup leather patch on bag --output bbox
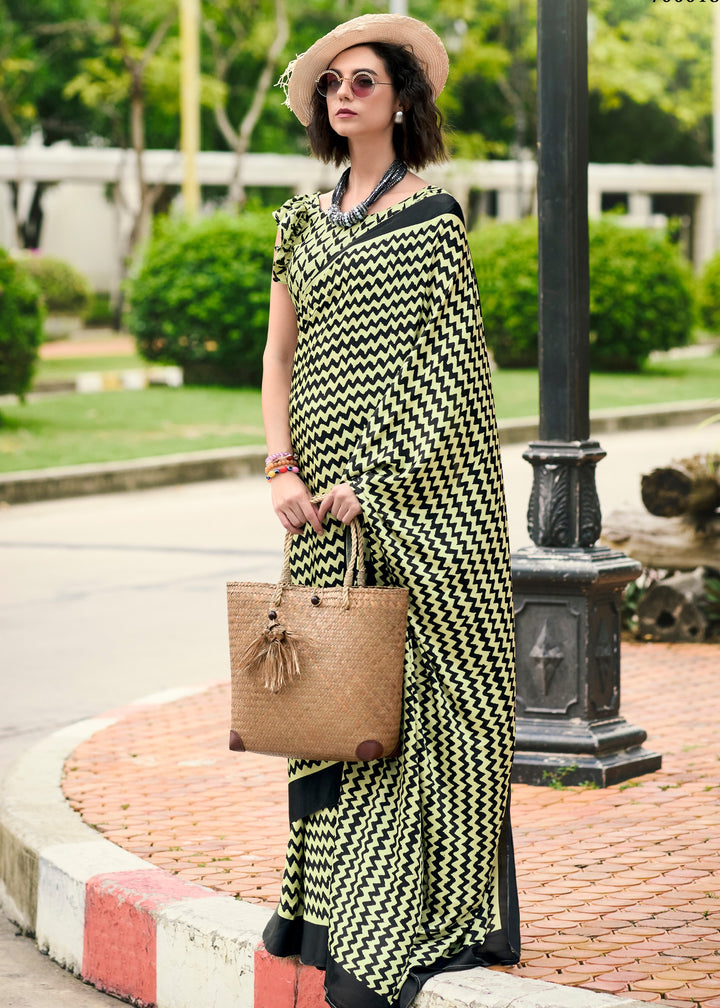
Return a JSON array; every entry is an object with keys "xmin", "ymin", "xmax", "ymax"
[{"xmin": 355, "ymin": 739, "xmax": 384, "ymax": 760}]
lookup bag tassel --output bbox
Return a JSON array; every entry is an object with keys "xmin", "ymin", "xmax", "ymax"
[{"xmin": 241, "ymin": 613, "xmax": 302, "ymax": 693}]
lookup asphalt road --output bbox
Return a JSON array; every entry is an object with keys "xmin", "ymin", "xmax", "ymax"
[
  {"xmin": 0, "ymin": 912, "xmax": 122, "ymax": 1007},
  {"xmin": 2, "ymin": 424, "xmax": 719, "ymax": 773},
  {"xmin": 0, "ymin": 478, "xmax": 283, "ymax": 775},
  {"xmin": 1, "ymin": 420, "xmax": 718, "ymax": 1003}
]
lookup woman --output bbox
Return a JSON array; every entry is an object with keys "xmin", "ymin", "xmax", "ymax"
[{"xmin": 261, "ymin": 14, "xmax": 520, "ymax": 1008}]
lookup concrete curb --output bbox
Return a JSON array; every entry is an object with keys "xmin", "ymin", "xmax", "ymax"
[
  {"xmin": 1, "ymin": 399, "xmax": 718, "ymax": 507},
  {"xmin": 0, "ymin": 446, "xmax": 267, "ymax": 505},
  {"xmin": 0, "ymin": 691, "xmax": 651, "ymax": 1008},
  {"xmin": 0, "ymin": 687, "xmax": 270, "ymax": 1008},
  {"xmin": 34, "ymin": 364, "xmax": 183, "ymax": 396}
]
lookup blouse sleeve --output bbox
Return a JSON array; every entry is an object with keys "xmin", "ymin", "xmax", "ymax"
[{"xmin": 272, "ymin": 194, "xmax": 314, "ymax": 284}]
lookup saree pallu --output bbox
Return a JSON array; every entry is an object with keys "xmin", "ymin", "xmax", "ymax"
[{"xmin": 263, "ymin": 187, "xmax": 520, "ymax": 1008}]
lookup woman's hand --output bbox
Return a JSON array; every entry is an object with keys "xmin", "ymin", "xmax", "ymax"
[
  {"xmin": 270, "ymin": 475, "xmax": 324, "ymax": 536},
  {"xmin": 318, "ymin": 483, "xmax": 362, "ymax": 525}
]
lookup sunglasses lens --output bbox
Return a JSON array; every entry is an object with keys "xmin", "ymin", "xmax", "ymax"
[
  {"xmin": 316, "ymin": 72, "xmax": 341, "ymax": 97},
  {"xmin": 351, "ymin": 73, "xmax": 375, "ymax": 97}
]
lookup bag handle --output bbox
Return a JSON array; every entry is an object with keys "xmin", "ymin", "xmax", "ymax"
[{"xmin": 274, "ymin": 494, "xmax": 366, "ymax": 608}]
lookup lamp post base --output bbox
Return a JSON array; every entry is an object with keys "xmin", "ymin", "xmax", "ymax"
[
  {"xmin": 511, "ymin": 748, "xmax": 663, "ymax": 788},
  {"xmin": 511, "ymin": 545, "xmax": 662, "ymax": 788},
  {"xmin": 512, "ymin": 725, "xmax": 663, "ymax": 788}
]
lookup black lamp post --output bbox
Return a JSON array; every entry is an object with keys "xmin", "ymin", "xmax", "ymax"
[{"xmin": 510, "ymin": 0, "xmax": 662, "ymax": 787}]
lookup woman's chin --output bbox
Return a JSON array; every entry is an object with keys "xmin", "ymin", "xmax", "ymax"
[{"xmin": 332, "ymin": 119, "xmax": 357, "ymax": 135}]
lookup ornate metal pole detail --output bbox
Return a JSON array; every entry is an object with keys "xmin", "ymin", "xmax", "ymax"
[
  {"xmin": 525, "ymin": 441, "xmax": 605, "ymax": 548},
  {"xmin": 511, "ymin": 0, "xmax": 661, "ymax": 787}
]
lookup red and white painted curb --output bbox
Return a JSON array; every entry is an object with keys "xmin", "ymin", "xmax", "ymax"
[{"xmin": 0, "ymin": 688, "xmax": 649, "ymax": 1008}]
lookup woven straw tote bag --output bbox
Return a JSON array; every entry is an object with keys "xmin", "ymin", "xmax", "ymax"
[{"xmin": 227, "ymin": 517, "xmax": 408, "ymax": 762}]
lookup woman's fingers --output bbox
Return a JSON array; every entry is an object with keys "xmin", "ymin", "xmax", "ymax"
[
  {"xmin": 273, "ymin": 480, "xmax": 361, "ymax": 533},
  {"xmin": 317, "ymin": 491, "xmax": 335, "ymax": 522},
  {"xmin": 271, "ymin": 476, "xmax": 324, "ymax": 535},
  {"xmin": 300, "ymin": 497, "xmax": 324, "ymax": 535},
  {"xmin": 279, "ymin": 513, "xmax": 301, "ymax": 534},
  {"xmin": 318, "ymin": 484, "xmax": 361, "ymax": 524}
]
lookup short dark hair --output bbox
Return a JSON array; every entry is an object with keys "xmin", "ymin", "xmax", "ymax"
[{"xmin": 306, "ymin": 41, "xmax": 448, "ymax": 170}]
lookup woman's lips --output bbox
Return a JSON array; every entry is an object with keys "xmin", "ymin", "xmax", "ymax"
[{"xmin": 336, "ymin": 110, "xmax": 357, "ymax": 118}]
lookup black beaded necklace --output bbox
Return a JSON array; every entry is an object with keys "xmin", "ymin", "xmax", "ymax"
[{"xmin": 326, "ymin": 159, "xmax": 408, "ymax": 228}]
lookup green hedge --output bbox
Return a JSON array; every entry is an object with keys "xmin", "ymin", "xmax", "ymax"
[
  {"xmin": 20, "ymin": 254, "xmax": 92, "ymax": 317},
  {"xmin": 128, "ymin": 210, "xmax": 276, "ymax": 387},
  {"xmin": 0, "ymin": 248, "xmax": 44, "ymax": 401},
  {"xmin": 699, "ymin": 251, "xmax": 720, "ymax": 333},
  {"xmin": 470, "ymin": 218, "xmax": 538, "ymax": 368},
  {"xmin": 470, "ymin": 217, "xmax": 696, "ymax": 370}
]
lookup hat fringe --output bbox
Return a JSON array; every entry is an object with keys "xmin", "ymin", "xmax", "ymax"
[{"xmin": 277, "ymin": 56, "xmax": 301, "ymax": 109}]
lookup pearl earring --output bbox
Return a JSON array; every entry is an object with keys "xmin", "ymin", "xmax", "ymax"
[{"xmin": 394, "ymin": 109, "xmax": 404, "ymax": 125}]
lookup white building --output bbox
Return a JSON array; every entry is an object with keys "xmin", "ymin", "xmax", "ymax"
[{"xmin": 0, "ymin": 144, "xmax": 714, "ymax": 294}]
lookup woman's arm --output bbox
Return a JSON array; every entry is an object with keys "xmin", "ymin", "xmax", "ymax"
[{"xmin": 262, "ymin": 271, "xmax": 324, "ymax": 536}]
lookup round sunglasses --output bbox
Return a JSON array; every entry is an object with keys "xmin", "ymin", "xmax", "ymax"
[{"xmin": 315, "ymin": 69, "xmax": 393, "ymax": 99}]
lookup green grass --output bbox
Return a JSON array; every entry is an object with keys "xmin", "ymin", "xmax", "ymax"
[
  {"xmin": 0, "ymin": 387, "xmax": 265, "ymax": 473},
  {"xmin": 1, "ymin": 355, "xmax": 718, "ymax": 474},
  {"xmin": 492, "ymin": 355, "xmax": 720, "ymax": 419}
]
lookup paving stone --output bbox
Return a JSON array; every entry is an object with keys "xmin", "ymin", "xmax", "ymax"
[{"xmin": 56, "ymin": 641, "xmax": 720, "ymax": 1007}]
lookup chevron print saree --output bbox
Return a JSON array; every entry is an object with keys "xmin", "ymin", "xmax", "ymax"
[{"xmin": 262, "ymin": 187, "xmax": 521, "ymax": 1008}]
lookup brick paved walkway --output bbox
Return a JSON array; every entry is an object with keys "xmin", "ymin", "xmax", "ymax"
[
  {"xmin": 63, "ymin": 641, "xmax": 720, "ymax": 1007},
  {"xmin": 39, "ymin": 331, "xmax": 135, "ymax": 359}
]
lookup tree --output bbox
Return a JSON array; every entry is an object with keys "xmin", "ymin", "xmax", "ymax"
[
  {"xmin": 417, "ymin": 0, "xmax": 713, "ymax": 169},
  {"xmin": 64, "ymin": 0, "xmax": 222, "ymax": 320},
  {"xmin": 203, "ymin": 0, "xmax": 289, "ymax": 209},
  {"xmin": 0, "ymin": 0, "xmax": 106, "ymax": 147},
  {"xmin": 587, "ymin": 0, "xmax": 712, "ymax": 164},
  {"xmin": 0, "ymin": 13, "xmax": 34, "ymax": 147},
  {"xmin": 65, "ymin": 0, "xmax": 179, "ymax": 261},
  {"xmin": 421, "ymin": 0, "xmax": 537, "ymax": 165},
  {"xmin": 1, "ymin": 0, "xmax": 715, "ymax": 261},
  {"xmin": 0, "ymin": 0, "xmax": 104, "ymax": 246}
]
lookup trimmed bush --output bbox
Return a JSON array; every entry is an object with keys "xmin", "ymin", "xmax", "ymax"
[
  {"xmin": 84, "ymin": 291, "xmax": 115, "ymax": 327},
  {"xmin": 589, "ymin": 220, "xmax": 695, "ymax": 370},
  {"xmin": 469, "ymin": 217, "xmax": 696, "ymax": 370},
  {"xmin": 699, "ymin": 251, "xmax": 720, "ymax": 333},
  {"xmin": 470, "ymin": 217, "xmax": 538, "ymax": 368},
  {"xmin": 21, "ymin": 253, "xmax": 93, "ymax": 317},
  {"xmin": 0, "ymin": 248, "xmax": 44, "ymax": 401},
  {"xmin": 128, "ymin": 210, "xmax": 276, "ymax": 387}
]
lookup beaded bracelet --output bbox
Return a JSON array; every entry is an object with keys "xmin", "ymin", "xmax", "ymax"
[
  {"xmin": 265, "ymin": 450, "xmax": 297, "ymax": 467},
  {"xmin": 265, "ymin": 464, "xmax": 301, "ymax": 482}
]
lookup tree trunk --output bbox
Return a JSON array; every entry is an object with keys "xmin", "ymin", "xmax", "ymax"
[
  {"xmin": 214, "ymin": 0, "xmax": 289, "ymax": 210},
  {"xmin": 636, "ymin": 567, "xmax": 708, "ymax": 642},
  {"xmin": 641, "ymin": 454, "xmax": 720, "ymax": 519},
  {"xmin": 600, "ymin": 509, "xmax": 720, "ymax": 571}
]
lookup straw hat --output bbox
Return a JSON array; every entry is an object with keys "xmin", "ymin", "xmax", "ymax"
[{"xmin": 279, "ymin": 14, "xmax": 449, "ymax": 127}]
